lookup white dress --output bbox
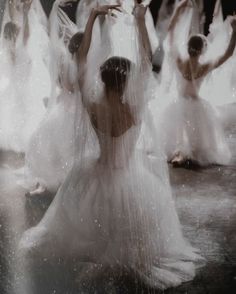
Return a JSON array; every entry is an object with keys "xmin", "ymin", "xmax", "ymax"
[
  {"xmin": 200, "ymin": 11, "xmax": 235, "ymax": 107},
  {"xmin": 23, "ymin": 88, "xmax": 79, "ymax": 192},
  {"xmin": 21, "ymin": 2, "xmax": 98, "ymax": 192},
  {"xmin": 22, "ymin": 32, "xmax": 78, "ymax": 190},
  {"xmin": 26, "ymin": 1, "xmax": 51, "ymax": 121},
  {"xmin": 162, "ymin": 71, "xmax": 231, "ymax": 166},
  {"xmin": 0, "ymin": 0, "xmax": 50, "ymax": 152},
  {"xmin": 23, "ymin": 78, "xmax": 97, "ymax": 192},
  {"xmin": 0, "ymin": 40, "xmax": 32, "ymax": 152},
  {"xmin": 20, "ymin": 102, "xmax": 202, "ymax": 289}
]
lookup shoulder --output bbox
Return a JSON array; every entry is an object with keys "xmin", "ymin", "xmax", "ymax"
[
  {"xmin": 89, "ymin": 102, "xmax": 107, "ymax": 114},
  {"xmin": 198, "ymin": 62, "xmax": 212, "ymax": 76},
  {"xmin": 176, "ymin": 57, "xmax": 186, "ymax": 71}
]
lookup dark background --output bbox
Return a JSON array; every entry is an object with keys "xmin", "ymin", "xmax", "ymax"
[
  {"xmin": 1, "ymin": 1, "xmax": 235, "ymax": 35},
  {"xmin": 40, "ymin": 0, "xmax": 236, "ymax": 35}
]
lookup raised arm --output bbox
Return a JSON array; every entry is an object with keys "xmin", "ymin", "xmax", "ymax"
[
  {"xmin": 77, "ymin": 4, "xmax": 121, "ymax": 65},
  {"xmin": 211, "ymin": 17, "xmax": 236, "ymax": 70},
  {"xmin": 22, "ymin": 0, "xmax": 32, "ymax": 45},
  {"xmin": 133, "ymin": 0, "xmax": 152, "ymax": 63},
  {"xmin": 76, "ymin": 10, "xmax": 97, "ymax": 68},
  {"xmin": 76, "ymin": 4, "xmax": 121, "ymax": 88},
  {"xmin": 8, "ymin": 0, "xmax": 16, "ymax": 21}
]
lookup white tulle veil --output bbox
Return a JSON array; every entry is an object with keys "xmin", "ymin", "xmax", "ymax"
[
  {"xmin": 18, "ymin": 3, "xmax": 204, "ymax": 289},
  {"xmin": 48, "ymin": 0, "xmax": 86, "ymax": 148},
  {"xmin": 199, "ymin": 0, "xmax": 236, "ymax": 105},
  {"xmin": 31, "ymin": 0, "xmax": 48, "ymax": 28},
  {"xmin": 154, "ymin": 2, "xmax": 193, "ymax": 113},
  {"xmin": 48, "ymin": 1, "xmax": 79, "ymax": 105},
  {"xmin": 72, "ymin": 2, "xmax": 172, "ymax": 187},
  {"xmin": 49, "ymin": 1, "xmax": 177, "ymax": 259},
  {"xmin": 40, "ymin": 0, "xmax": 172, "ymax": 181}
]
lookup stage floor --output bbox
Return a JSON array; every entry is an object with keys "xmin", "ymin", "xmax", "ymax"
[{"xmin": 0, "ymin": 128, "xmax": 236, "ymax": 294}]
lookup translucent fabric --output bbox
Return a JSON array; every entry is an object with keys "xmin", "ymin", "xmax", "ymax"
[
  {"xmin": 201, "ymin": 13, "xmax": 236, "ymax": 106},
  {"xmin": 20, "ymin": 2, "xmax": 203, "ymax": 290},
  {"xmin": 0, "ymin": 0, "xmax": 50, "ymax": 152},
  {"xmin": 155, "ymin": 3, "xmax": 232, "ymax": 166},
  {"xmin": 22, "ymin": 2, "xmax": 86, "ymax": 192},
  {"xmin": 161, "ymin": 76, "xmax": 231, "ymax": 166},
  {"xmin": 76, "ymin": 0, "xmax": 159, "ymax": 54}
]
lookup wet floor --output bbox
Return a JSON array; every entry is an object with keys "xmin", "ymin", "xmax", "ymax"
[{"xmin": 0, "ymin": 130, "xmax": 236, "ymax": 294}]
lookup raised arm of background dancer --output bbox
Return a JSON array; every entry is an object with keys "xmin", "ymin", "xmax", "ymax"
[
  {"xmin": 213, "ymin": 0, "xmax": 221, "ymax": 19},
  {"xmin": 8, "ymin": 0, "xmax": 15, "ymax": 21},
  {"xmin": 133, "ymin": 0, "xmax": 152, "ymax": 63},
  {"xmin": 22, "ymin": 0, "xmax": 32, "ymax": 45},
  {"xmin": 211, "ymin": 17, "xmax": 236, "ymax": 70}
]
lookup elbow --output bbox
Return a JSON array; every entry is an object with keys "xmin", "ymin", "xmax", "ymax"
[
  {"xmin": 229, "ymin": 48, "xmax": 235, "ymax": 57},
  {"xmin": 226, "ymin": 49, "xmax": 234, "ymax": 61},
  {"xmin": 224, "ymin": 47, "xmax": 234, "ymax": 61},
  {"xmin": 167, "ymin": 24, "xmax": 173, "ymax": 33}
]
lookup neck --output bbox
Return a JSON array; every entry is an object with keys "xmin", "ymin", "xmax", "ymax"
[
  {"xmin": 190, "ymin": 55, "xmax": 200, "ymax": 64},
  {"xmin": 105, "ymin": 88, "xmax": 123, "ymax": 105}
]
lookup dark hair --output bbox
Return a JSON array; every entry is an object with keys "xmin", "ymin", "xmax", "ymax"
[
  {"xmin": 4, "ymin": 22, "xmax": 19, "ymax": 41},
  {"xmin": 188, "ymin": 35, "xmax": 205, "ymax": 57},
  {"xmin": 100, "ymin": 56, "xmax": 131, "ymax": 93},
  {"xmin": 68, "ymin": 32, "xmax": 84, "ymax": 54}
]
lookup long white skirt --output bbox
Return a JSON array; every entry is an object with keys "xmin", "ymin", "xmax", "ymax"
[
  {"xmin": 20, "ymin": 141, "xmax": 202, "ymax": 290},
  {"xmin": 162, "ymin": 96, "xmax": 231, "ymax": 166},
  {"xmin": 0, "ymin": 48, "xmax": 32, "ymax": 152},
  {"xmin": 24, "ymin": 90, "xmax": 80, "ymax": 192},
  {"xmin": 23, "ymin": 89, "xmax": 98, "ymax": 192}
]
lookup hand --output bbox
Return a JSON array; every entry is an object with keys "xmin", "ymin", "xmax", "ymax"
[
  {"xmin": 133, "ymin": 0, "xmax": 148, "ymax": 20},
  {"xmin": 21, "ymin": 0, "xmax": 33, "ymax": 5},
  {"xmin": 189, "ymin": 0, "xmax": 197, "ymax": 7},
  {"xmin": 93, "ymin": 4, "xmax": 122, "ymax": 18},
  {"xmin": 58, "ymin": 0, "xmax": 77, "ymax": 8},
  {"xmin": 231, "ymin": 17, "xmax": 236, "ymax": 32},
  {"xmin": 176, "ymin": 0, "xmax": 191, "ymax": 10},
  {"xmin": 22, "ymin": 0, "xmax": 32, "ymax": 14}
]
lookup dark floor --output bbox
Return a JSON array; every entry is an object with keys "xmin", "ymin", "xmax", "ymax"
[{"xmin": 0, "ymin": 130, "xmax": 236, "ymax": 293}]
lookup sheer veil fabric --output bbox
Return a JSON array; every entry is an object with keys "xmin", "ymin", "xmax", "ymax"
[
  {"xmin": 0, "ymin": 0, "xmax": 50, "ymax": 152},
  {"xmin": 19, "ymin": 1, "xmax": 203, "ymax": 290},
  {"xmin": 21, "ymin": 1, "xmax": 98, "ymax": 192},
  {"xmin": 153, "ymin": 3, "xmax": 231, "ymax": 166},
  {"xmin": 22, "ymin": 2, "xmax": 83, "ymax": 192}
]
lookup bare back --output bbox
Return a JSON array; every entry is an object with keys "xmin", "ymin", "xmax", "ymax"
[
  {"xmin": 88, "ymin": 101, "xmax": 135, "ymax": 138},
  {"xmin": 177, "ymin": 57, "xmax": 211, "ymax": 81}
]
